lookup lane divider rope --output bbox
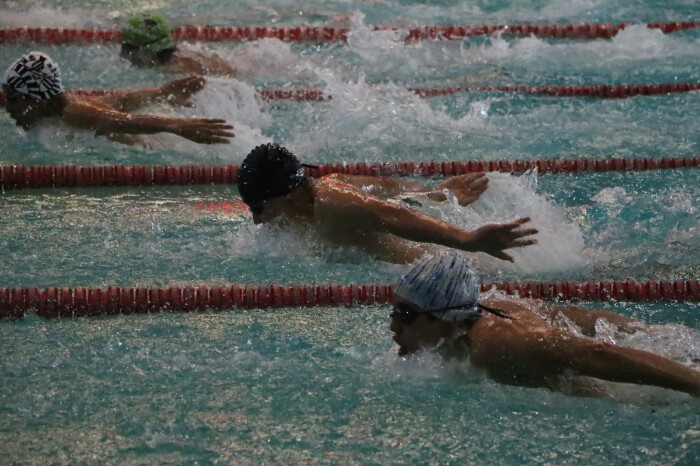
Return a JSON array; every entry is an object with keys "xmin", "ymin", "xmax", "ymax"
[
  {"xmin": 3, "ymin": 81, "xmax": 698, "ymax": 107},
  {"xmin": 0, "ymin": 21, "xmax": 698, "ymax": 45},
  {"xmin": 1, "ymin": 279, "xmax": 697, "ymax": 318},
  {"xmin": 1, "ymin": 156, "xmax": 697, "ymax": 190},
  {"xmin": 407, "ymin": 82, "xmax": 700, "ymax": 99}
]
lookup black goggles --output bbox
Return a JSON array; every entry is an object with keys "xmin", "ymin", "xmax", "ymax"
[
  {"xmin": 389, "ymin": 302, "xmax": 513, "ymax": 325},
  {"xmin": 389, "ymin": 303, "xmax": 424, "ymax": 325},
  {"xmin": 2, "ymin": 86, "xmax": 25, "ymax": 104}
]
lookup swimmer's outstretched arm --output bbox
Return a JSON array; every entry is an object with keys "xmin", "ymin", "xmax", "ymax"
[
  {"xmin": 545, "ymin": 332, "xmax": 700, "ymax": 396},
  {"xmin": 62, "ymin": 96, "xmax": 234, "ymax": 144},
  {"xmin": 315, "ymin": 181, "xmax": 536, "ymax": 261},
  {"xmin": 469, "ymin": 322, "xmax": 700, "ymax": 396},
  {"xmin": 91, "ymin": 76, "xmax": 207, "ymax": 112},
  {"xmin": 326, "ymin": 172, "xmax": 488, "ymax": 206}
]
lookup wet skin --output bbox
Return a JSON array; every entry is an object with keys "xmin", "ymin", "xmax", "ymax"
[{"xmin": 390, "ymin": 296, "xmax": 700, "ymax": 397}]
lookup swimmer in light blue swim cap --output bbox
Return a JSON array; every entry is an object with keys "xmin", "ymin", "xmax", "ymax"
[{"xmin": 390, "ymin": 251, "xmax": 700, "ymax": 398}]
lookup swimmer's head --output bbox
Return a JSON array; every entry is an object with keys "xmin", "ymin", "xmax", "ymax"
[
  {"xmin": 237, "ymin": 143, "xmax": 310, "ymax": 218},
  {"xmin": 3, "ymin": 52, "xmax": 65, "ymax": 128},
  {"xmin": 121, "ymin": 13, "xmax": 176, "ymax": 65},
  {"xmin": 390, "ymin": 252, "xmax": 511, "ymax": 356},
  {"xmin": 3, "ymin": 51, "xmax": 62, "ymax": 100},
  {"xmin": 394, "ymin": 252, "xmax": 482, "ymax": 323}
]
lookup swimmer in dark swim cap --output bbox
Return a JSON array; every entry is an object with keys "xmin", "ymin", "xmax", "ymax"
[
  {"xmin": 237, "ymin": 143, "xmax": 536, "ymax": 264},
  {"xmin": 2, "ymin": 51, "xmax": 234, "ymax": 146},
  {"xmin": 121, "ymin": 12, "xmax": 237, "ymax": 77},
  {"xmin": 390, "ymin": 251, "xmax": 700, "ymax": 398}
]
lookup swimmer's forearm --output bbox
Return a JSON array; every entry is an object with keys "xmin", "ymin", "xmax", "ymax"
[{"xmin": 377, "ymin": 207, "xmax": 475, "ymax": 250}]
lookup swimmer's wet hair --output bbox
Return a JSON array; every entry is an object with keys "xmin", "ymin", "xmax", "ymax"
[{"xmin": 238, "ymin": 143, "xmax": 310, "ymax": 214}]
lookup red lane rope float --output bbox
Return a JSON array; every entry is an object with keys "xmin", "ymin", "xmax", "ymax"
[
  {"xmin": 1, "ymin": 157, "xmax": 697, "ymax": 190},
  {"xmin": 1, "ymin": 21, "xmax": 698, "ymax": 45},
  {"xmin": 1, "ymin": 279, "xmax": 697, "ymax": 318}
]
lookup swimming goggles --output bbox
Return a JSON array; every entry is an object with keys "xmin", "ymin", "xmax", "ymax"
[{"xmin": 390, "ymin": 302, "xmax": 514, "ymax": 325}]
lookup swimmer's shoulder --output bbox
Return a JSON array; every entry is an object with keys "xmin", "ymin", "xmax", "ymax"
[
  {"xmin": 315, "ymin": 173, "xmax": 360, "ymax": 192},
  {"xmin": 480, "ymin": 297, "xmax": 549, "ymax": 322}
]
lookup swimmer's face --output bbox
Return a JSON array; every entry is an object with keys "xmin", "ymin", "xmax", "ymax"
[
  {"xmin": 250, "ymin": 197, "xmax": 289, "ymax": 225},
  {"xmin": 389, "ymin": 299, "xmax": 455, "ymax": 357},
  {"xmin": 2, "ymin": 87, "xmax": 49, "ymax": 129},
  {"xmin": 120, "ymin": 46, "xmax": 157, "ymax": 66}
]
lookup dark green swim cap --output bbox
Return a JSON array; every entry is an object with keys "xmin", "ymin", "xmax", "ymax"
[{"xmin": 121, "ymin": 12, "xmax": 175, "ymax": 53}]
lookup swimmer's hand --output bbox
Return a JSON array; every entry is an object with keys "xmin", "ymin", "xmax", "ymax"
[
  {"xmin": 160, "ymin": 75, "xmax": 206, "ymax": 107},
  {"xmin": 172, "ymin": 118, "xmax": 234, "ymax": 144},
  {"xmin": 434, "ymin": 172, "xmax": 488, "ymax": 206},
  {"xmin": 467, "ymin": 217, "xmax": 538, "ymax": 262}
]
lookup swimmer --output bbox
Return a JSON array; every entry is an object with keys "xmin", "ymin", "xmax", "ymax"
[
  {"xmin": 390, "ymin": 252, "xmax": 700, "ymax": 398},
  {"xmin": 121, "ymin": 12, "xmax": 237, "ymax": 77},
  {"xmin": 237, "ymin": 143, "xmax": 537, "ymax": 263},
  {"xmin": 2, "ymin": 51, "xmax": 234, "ymax": 145}
]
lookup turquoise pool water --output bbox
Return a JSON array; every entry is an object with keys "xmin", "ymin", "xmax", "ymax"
[{"xmin": 1, "ymin": 1, "xmax": 699, "ymax": 464}]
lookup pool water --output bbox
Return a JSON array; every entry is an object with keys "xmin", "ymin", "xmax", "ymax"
[{"xmin": 1, "ymin": 1, "xmax": 699, "ymax": 464}]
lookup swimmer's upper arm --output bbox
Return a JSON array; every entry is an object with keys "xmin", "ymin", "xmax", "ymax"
[
  {"xmin": 62, "ymin": 98, "xmax": 130, "ymax": 130},
  {"xmin": 62, "ymin": 98, "xmax": 177, "ymax": 136},
  {"xmin": 314, "ymin": 182, "xmax": 405, "ymax": 227},
  {"xmin": 314, "ymin": 183, "xmax": 470, "ymax": 247}
]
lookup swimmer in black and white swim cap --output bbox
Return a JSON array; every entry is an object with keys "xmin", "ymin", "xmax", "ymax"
[
  {"xmin": 4, "ymin": 51, "xmax": 63, "ymax": 100},
  {"xmin": 2, "ymin": 51, "xmax": 233, "ymax": 144}
]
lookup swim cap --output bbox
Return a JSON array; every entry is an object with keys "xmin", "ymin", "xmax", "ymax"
[
  {"xmin": 238, "ymin": 143, "xmax": 309, "ymax": 214},
  {"xmin": 121, "ymin": 12, "xmax": 175, "ymax": 53},
  {"xmin": 395, "ymin": 252, "xmax": 481, "ymax": 322},
  {"xmin": 3, "ymin": 51, "xmax": 62, "ymax": 100}
]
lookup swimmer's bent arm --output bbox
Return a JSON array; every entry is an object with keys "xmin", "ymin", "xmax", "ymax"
[
  {"xmin": 535, "ymin": 301, "xmax": 644, "ymax": 336},
  {"xmin": 61, "ymin": 97, "xmax": 233, "ymax": 144},
  {"xmin": 327, "ymin": 173, "xmax": 434, "ymax": 198},
  {"xmin": 328, "ymin": 172, "xmax": 488, "ymax": 206},
  {"xmin": 89, "ymin": 76, "xmax": 207, "ymax": 112},
  {"xmin": 315, "ymin": 183, "xmax": 536, "ymax": 261}
]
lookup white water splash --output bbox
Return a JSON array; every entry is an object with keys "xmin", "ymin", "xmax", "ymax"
[
  {"xmin": 0, "ymin": 4, "xmax": 105, "ymax": 28},
  {"xmin": 435, "ymin": 171, "xmax": 586, "ymax": 275}
]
